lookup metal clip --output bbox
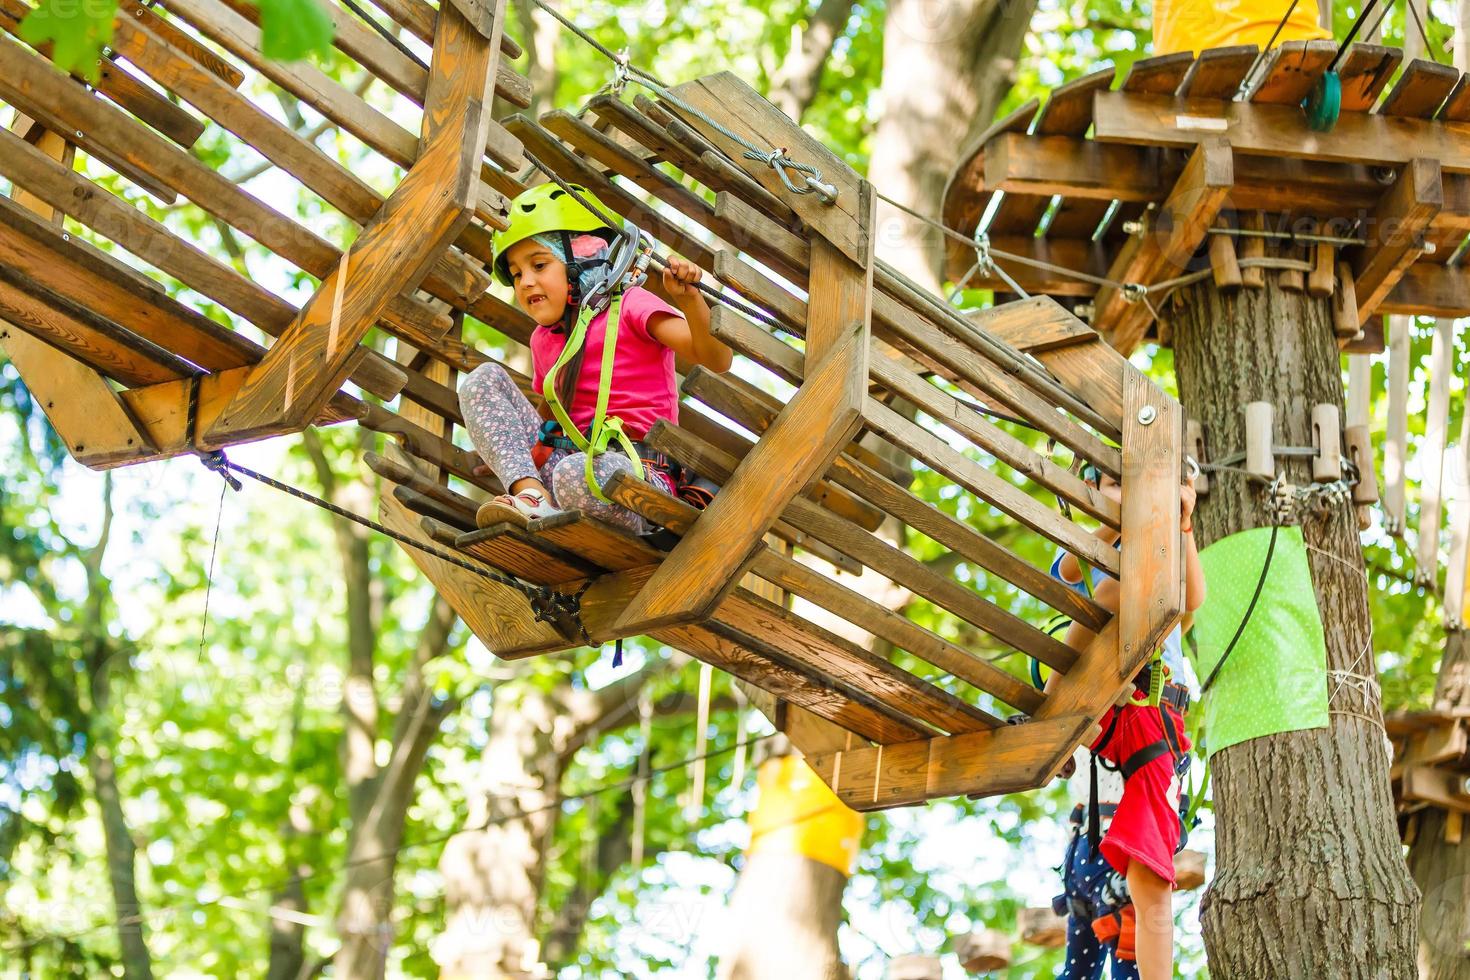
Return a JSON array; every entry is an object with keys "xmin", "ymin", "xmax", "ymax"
[{"xmin": 743, "ymin": 148, "xmax": 838, "ymax": 205}]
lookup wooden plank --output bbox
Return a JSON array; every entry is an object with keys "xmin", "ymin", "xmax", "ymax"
[
  {"xmin": 116, "ymin": 0, "xmax": 245, "ymax": 87},
  {"xmin": 613, "ymin": 192, "xmax": 875, "ymax": 633},
  {"xmin": 526, "ymin": 510, "xmax": 666, "ymax": 571},
  {"xmin": 1093, "ymin": 89, "xmax": 1470, "ymax": 173},
  {"xmin": 380, "ymin": 489, "xmax": 565, "ymax": 654},
  {"xmin": 1118, "ymin": 368, "xmax": 1183, "ymax": 677},
  {"xmin": 979, "ymin": 306, "xmax": 1097, "ymax": 352},
  {"xmin": 655, "ymin": 622, "xmax": 927, "ymax": 744},
  {"xmin": 0, "ymin": 272, "xmax": 179, "ymax": 386},
  {"xmin": 940, "ymin": 98, "xmax": 1039, "ymax": 272},
  {"xmin": 1176, "ymin": 44, "xmax": 1258, "ymax": 99},
  {"xmin": 1383, "ymin": 315, "xmax": 1411, "ymax": 535},
  {"xmin": 643, "ymin": 421, "xmax": 1082, "ymax": 674},
  {"xmin": 1119, "ymin": 51, "xmax": 1196, "ymax": 93},
  {"xmin": 0, "ymin": 125, "xmax": 408, "ymax": 403},
  {"xmin": 666, "ymin": 71, "xmax": 869, "ymax": 265},
  {"xmin": 712, "ymin": 590, "xmax": 998, "ymax": 736},
  {"xmin": 392, "ymin": 485, "xmax": 475, "ymax": 532},
  {"xmin": 1035, "ymin": 67, "xmax": 1114, "ymax": 135},
  {"xmin": 1094, "ymin": 139, "xmax": 1234, "ymax": 354},
  {"xmin": 1415, "ymin": 317, "xmax": 1455, "ymax": 583},
  {"xmin": 1335, "ymin": 43, "xmax": 1402, "ymax": 112},
  {"xmin": 1437, "ymin": 73, "xmax": 1470, "ymax": 122},
  {"xmin": 203, "ymin": 2, "xmax": 498, "ymax": 445},
  {"xmin": 1378, "ymin": 58, "xmax": 1462, "ymax": 119},
  {"xmin": 0, "ymin": 37, "xmax": 176, "ymax": 202},
  {"xmin": 1353, "ymin": 158, "xmax": 1442, "ymax": 323},
  {"xmin": 803, "ymin": 713, "xmax": 1095, "ymax": 810},
  {"xmin": 1383, "ymin": 262, "xmax": 1470, "ymax": 317},
  {"xmin": 455, "ymin": 523, "xmax": 598, "ymax": 584},
  {"xmin": 1247, "ymin": 39, "xmax": 1337, "ymax": 104},
  {"xmin": 682, "ymin": 357, "xmax": 1105, "ymax": 625},
  {"xmin": 862, "ymin": 397, "xmax": 1120, "ymax": 575},
  {"xmin": 673, "ymin": 368, "xmax": 1110, "ymax": 630},
  {"xmin": 0, "ymin": 0, "xmax": 202, "ymax": 150},
  {"xmin": 364, "ymin": 450, "xmax": 478, "ymax": 521},
  {"xmin": 985, "ymin": 134, "xmax": 1161, "ymax": 202},
  {"xmin": 605, "ymin": 471, "xmax": 1047, "ymax": 715}
]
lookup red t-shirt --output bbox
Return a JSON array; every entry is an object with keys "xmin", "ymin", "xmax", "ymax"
[{"xmin": 530, "ymin": 286, "xmax": 680, "ymax": 441}]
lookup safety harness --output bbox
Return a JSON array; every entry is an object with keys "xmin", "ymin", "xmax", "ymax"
[
  {"xmin": 539, "ymin": 221, "xmax": 655, "ymax": 503},
  {"xmin": 1087, "ymin": 660, "xmax": 1189, "ymax": 853}
]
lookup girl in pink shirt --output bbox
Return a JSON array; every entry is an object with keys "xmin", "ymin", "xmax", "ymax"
[{"xmin": 458, "ymin": 186, "xmax": 731, "ymax": 533}]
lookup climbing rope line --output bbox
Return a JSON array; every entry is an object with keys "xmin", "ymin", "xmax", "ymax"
[
  {"xmin": 2, "ymin": 728, "xmax": 777, "ymax": 954},
  {"xmin": 528, "ymin": 0, "xmax": 837, "ymax": 203},
  {"xmin": 196, "ymin": 476, "xmax": 228, "ymax": 664}
]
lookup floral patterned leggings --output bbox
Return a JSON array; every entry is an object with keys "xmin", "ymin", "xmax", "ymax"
[{"xmin": 457, "ymin": 362, "xmax": 649, "ymax": 533}]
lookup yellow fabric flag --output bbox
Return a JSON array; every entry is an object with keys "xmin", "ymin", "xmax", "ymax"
[
  {"xmin": 747, "ymin": 756, "xmax": 864, "ymax": 876},
  {"xmin": 1154, "ymin": 0, "xmax": 1331, "ymax": 57}
]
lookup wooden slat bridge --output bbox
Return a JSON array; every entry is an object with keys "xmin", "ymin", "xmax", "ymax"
[
  {"xmin": 943, "ymin": 42, "xmax": 1470, "ymax": 355},
  {"xmin": 0, "ymin": 2, "xmax": 1189, "ymax": 809}
]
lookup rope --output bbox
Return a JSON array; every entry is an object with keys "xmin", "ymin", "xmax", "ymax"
[
  {"xmin": 1406, "ymin": 0, "xmax": 1440, "ymax": 63},
  {"xmin": 196, "ymin": 478, "xmax": 228, "ymax": 664},
  {"xmin": 528, "ymin": 0, "xmax": 837, "ymax": 204},
  {"xmin": 1235, "ymin": 0, "xmax": 1304, "ymax": 98},
  {"xmin": 5, "ymin": 729, "xmax": 776, "ymax": 954},
  {"xmin": 339, "ymin": 0, "xmax": 429, "ymax": 71},
  {"xmin": 1332, "ymin": 0, "xmax": 1387, "ymax": 73}
]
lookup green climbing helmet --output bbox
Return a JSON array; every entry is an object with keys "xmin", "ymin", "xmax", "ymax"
[{"xmin": 491, "ymin": 182, "xmax": 616, "ymax": 287}]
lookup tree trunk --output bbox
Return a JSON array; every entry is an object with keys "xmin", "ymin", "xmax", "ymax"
[
  {"xmin": 1407, "ymin": 629, "xmax": 1470, "ymax": 978},
  {"xmin": 1171, "ymin": 274, "xmax": 1419, "ymax": 978},
  {"xmin": 767, "ymin": 0, "xmax": 856, "ymax": 121},
  {"xmin": 866, "ymin": 0, "xmax": 1036, "ymax": 293},
  {"xmin": 82, "ymin": 477, "xmax": 153, "ymax": 980},
  {"xmin": 435, "ymin": 680, "xmax": 564, "ymax": 978}
]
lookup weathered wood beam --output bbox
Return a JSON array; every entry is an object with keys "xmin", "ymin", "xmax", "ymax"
[
  {"xmin": 1095, "ymin": 139, "xmax": 1233, "ymax": 355},
  {"xmin": 1093, "ymin": 89, "xmax": 1470, "ymax": 172},
  {"xmin": 203, "ymin": 2, "xmax": 500, "ymax": 445},
  {"xmin": 1383, "ymin": 262, "xmax": 1470, "ymax": 318},
  {"xmin": 803, "ymin": 713, "xmax": 1095, "ymax": 810},
  {"xmin": 667, "ymin": 71, "xmax": 869, "ymax": 266},
  {"xmin": 1352, "ymin": 158, "xmax": 1442, "ymax": 323},
  {"xmin": 613, "ymin": 170, "xmax": 876, "ymax": 633}
]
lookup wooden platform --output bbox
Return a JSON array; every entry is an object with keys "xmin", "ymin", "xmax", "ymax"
[
  {"xmin": 2, "ymin": 8, "xmax": 1190, "ymax": 808},
  {"xmin": 942, "ymin": 42, "xmax": 1470, "ymax": 355}
]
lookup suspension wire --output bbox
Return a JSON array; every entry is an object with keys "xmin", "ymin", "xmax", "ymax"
[
  {"xmin": 527, "ymin": 0, "xmax": 837, "ymax": 204},
  {"xmin": 1406, "ymin": 0, "xmax": 1440, "ymax": 62},
  {"xmin": 195, "ymin": 477, "xmax": 228, "ymax": 664},
  {"xmin": 339, "ymin": 0, "xmax": 430, "ymax": 70},
  {"xmin": 3, "ymin": 729, "xmax": 778, "ymax": 955}
]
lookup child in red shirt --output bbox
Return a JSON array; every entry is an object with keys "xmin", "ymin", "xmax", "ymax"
[
  {"xmin": 1052, "ymin": 465, "xmax": 1206, "ymax": 980},
  {"xmin": 458, "ymin": 184, "xmax": 731, "ymax": 532}
]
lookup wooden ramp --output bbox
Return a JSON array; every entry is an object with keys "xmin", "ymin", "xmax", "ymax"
[{"xmin": 0, "ymin": 3, "xmax": 1188, "ymax": 808}]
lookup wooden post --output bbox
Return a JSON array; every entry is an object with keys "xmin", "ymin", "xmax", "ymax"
[
  {"xmin": 1416, "ymin": 317, "xmax": 1456, "ymax": 584},
  {"xmin": 1313, "ymin": 403, "xmax": 1342, "ymax": 482},
  {"xmin": 0, "ymin": 112, "xmax": 157, "ymax": 468},
  {"xmin": 201, "ymin": 1, "xmax": 507, "ymax": 447},
  {"xmin": 1245, "ymin": 401, "xmax": 1275, "ymax": 480},
  {"xmin": 1385, "ymin": 314, "xmax": 1411, "ymax": 535},
  {"xmin": 613, "ymin": 184, "xmax": 875, "ymax": 633}
]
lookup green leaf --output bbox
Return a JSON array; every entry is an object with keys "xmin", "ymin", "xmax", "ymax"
[
  {"xmin": 253, "ymin": 0, "xmax": 334, "ymax": 62},
  {"xmin": 17, "ymin": 0, "xmax": 118, "ymax": 82}
]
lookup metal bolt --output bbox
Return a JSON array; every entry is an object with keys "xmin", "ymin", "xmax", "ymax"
[
  {"xmin": 1121, "ymin": 219, "xmax": 1145, "ymax": 236},
  {"xmin": 1461, "ymin": 775, "xmax": 1470, "ymax": 798},
  {"xmin": 1422, "ymin": 241, "xmax": 1438, "ymax": 255},
  {"xmin": 1076, "ymin": 303, "xmax": 1095, "ymax": 320},
  {"xmin": 1138, "ymin": 405, "xmax": 1158, "ymax": 426},
  {"xmin": 74, "ymin": 130, "xmax": 83, "ymax": 139}
]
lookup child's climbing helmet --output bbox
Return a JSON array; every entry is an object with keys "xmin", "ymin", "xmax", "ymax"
[{"xmin": 491, "ymin": 182, "xmax": 616, "ymax": 287}]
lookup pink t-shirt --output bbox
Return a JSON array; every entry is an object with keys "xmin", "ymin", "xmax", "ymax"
[{"xmin": 530, "ymin": 285, "xmax": 680, "ymax": 440}]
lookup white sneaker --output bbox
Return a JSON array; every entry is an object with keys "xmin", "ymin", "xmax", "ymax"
[{"xmin": 476, "ymin": 487, "xmax": 561, "ymax": 528}]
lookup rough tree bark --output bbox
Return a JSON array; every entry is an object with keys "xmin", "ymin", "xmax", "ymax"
[
  {"xmin": 1171, "ymin": 274, "xmax": 1419, "ymax": 978},
  {"xmin": 766, "ymin": 0, "xmax": 857, "ymax": 121},
  {"xmin": 433, "ymin": 658, "xmax": 679, "ymax": 976},
  {"xmin": 300, "ymin": 432, "xmax": 464, "ymax": 980},
  {"xmin": 867, "ymin": 0, "xmax": 1037, "ymax": 293},
  {"xmin": 1409, "ymin": 633, "xmax": 1470, "ymax": 978},
  {"xmin": 82, "ymin": 476, "xmax": 154, "ymax": 980}
]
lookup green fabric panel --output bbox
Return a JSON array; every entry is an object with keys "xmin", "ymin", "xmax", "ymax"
[{"xmin": 1190, "ymin": 525, "xmax": 1329, "ymax": 757}]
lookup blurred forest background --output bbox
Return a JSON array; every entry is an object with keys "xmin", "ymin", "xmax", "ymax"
[{"xmin": 0, "ymin": 0, "xmax": 1461, "ymax": 976}]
